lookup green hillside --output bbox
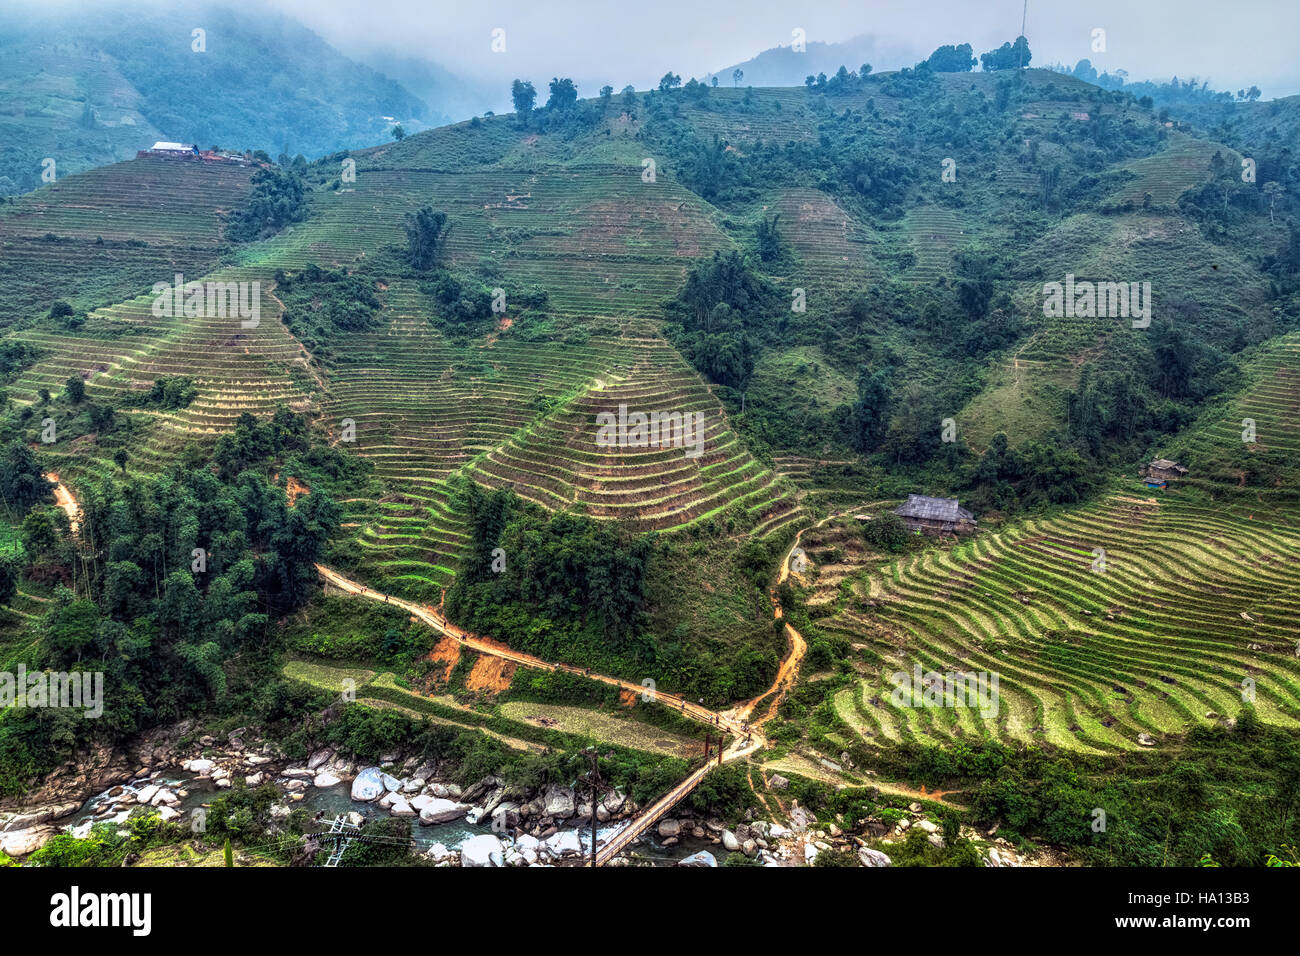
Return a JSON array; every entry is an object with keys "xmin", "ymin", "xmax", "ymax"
[{"xmin": 0, "ymin": 63, "xmax": 1295, "ymax": 776}]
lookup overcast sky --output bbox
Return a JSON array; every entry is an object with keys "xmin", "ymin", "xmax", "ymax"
[{"xmin": 255, "ymin": 0, "xmax": 1300, "ymax": 99}]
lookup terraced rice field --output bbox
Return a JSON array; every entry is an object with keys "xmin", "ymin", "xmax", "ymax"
[
  {"xmin": 0, "ymin": 157, "xmax": 254, "ymax": 321},
  {"xmin": 7, "ymin": 266, "xmax": 316, "ymax": 477},
  {"xmin": 810, "ymin": 495, "xmax": 1300, "ymax": 755},
  {"xmin": 768, "ymin": 187, "xmax": 882, "ymax": 287},
  {"xmin": 901, "ymin": 205, "xmax": 971, "ymax": 283},
  {"xmin": 1176, "ymin": 333, "xmax": 1300, "ymax": 496},
  {"xmin": 324, "ymin": 310, "xmax": 800, "ymax": 597},
  {"xmin": 246, "ymin": 166, "xmax": 730, "ymax": 322},
  {"xmin": 1107, "ymin": 132, "xmax": 1237, "ymax": 208},
  {"xmin": 1, "ymin": 143, "xmax": 801, "ymax": 595}
]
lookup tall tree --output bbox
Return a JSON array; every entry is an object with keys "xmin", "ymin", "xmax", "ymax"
[
  {"xmin": 403, "ymin": 207, "xmax": 451, "ymax": 270},
  {"xmin": 510, "ymin": 79, "xmax": 537, "ymax": 120}
]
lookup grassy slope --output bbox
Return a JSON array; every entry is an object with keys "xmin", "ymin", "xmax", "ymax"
[{"xmin": 0, "ymin": 69, "xmax": 1294, "ymax": 735}]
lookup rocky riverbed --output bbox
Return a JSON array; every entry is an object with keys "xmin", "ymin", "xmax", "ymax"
[{"xmin": 1, "ymin": 723, "xmax": 1045, "ymax": 867}]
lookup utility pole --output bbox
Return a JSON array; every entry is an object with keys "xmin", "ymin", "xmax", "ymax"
[
  {"xmin": 1018, "ymin": 0, "xmax": 1028, "ymax": 71},
  {"xmin": 586, "ymin": 747, "xmax": 600, "ymax": 867}
]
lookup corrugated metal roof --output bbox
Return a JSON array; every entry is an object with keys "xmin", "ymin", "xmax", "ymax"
[{"xmin": 894, "ymin": 494, "xmax": 972, "ymax": 522}]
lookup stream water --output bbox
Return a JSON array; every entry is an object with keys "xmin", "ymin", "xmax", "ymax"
[{"xmin": 61, "ymin": 772, "xmax": 723, "ymax": 863}]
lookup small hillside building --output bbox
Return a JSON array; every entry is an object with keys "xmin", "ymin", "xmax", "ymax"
[
  {"xmin": 1145, "ymin": 459, "xmax": 1188, "ymax": 482},
  {"xmin": 149, "ymin": 142, "xmax": 199, "ymax": 154},
  {"xmin": 894, "ymin": 495, "xmax": 976, "ymax": 534}
]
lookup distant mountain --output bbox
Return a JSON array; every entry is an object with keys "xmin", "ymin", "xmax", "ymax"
[
  {"xmin": 709, "ymin": 33, "xmax": 927, "ymax": 88},
  {"xmin": 352, "ymin": 49, "xmax": 499, "ymax": 124},
  {"xmin": 0, "ymin": 2, "xmax": 464, "ymax": 194}
]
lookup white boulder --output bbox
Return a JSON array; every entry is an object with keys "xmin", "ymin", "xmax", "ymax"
[{"xmin": 460, "ymin": 834, "xmax": 505, "ymax": 867}]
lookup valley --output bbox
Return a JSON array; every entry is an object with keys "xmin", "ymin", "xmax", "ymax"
[{"xmin": 0, "ymin": 15, "xmax": 1297, "ymax": 880}]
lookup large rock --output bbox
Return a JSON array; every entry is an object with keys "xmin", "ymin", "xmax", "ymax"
[
  {"xmin": 418, "ymin": 799, "xmax": 470, "ymax": 825},
  {"xmin": 768, "ymin": 774, "xmax": 790, "ymax": 791},
  {"xmin": 135, "ymin": 784, "xmax": 160, "ymax": 805},
  {"xmin": 313, "ymin": 771, "xmax": 341, "ymax": 788},
  {"xmin": 546, "ymin": 830, "xmax": 583, "ymax": 857},
  {"xmin": 351, "ymin": 767, "xmax": 387, "ymax": 802},
  {"xmin": 858, "ymin": 847, "xmax": 893, "ymax": 868},
  {"xmin": 460, "ymin": 834, "xmax": 505, "ymax": 867},
  {"xmin": 389, "ymin": 797, "xmax": 416, "ymax": 818},
  {"xmin": 381, "ymin": 771, "xmax": 403, "ymax": 792},
  {"xmin": 307, "ymin": 749, "xmax": 334, "ymax": 770},
  {"xmin": 678, "ymin": 850, "xmax": 718, "ymax": 867},
  {"xmin": 185, "ymin": 759, "xmax": 215, "ymax": 775},
  {"xmin": 426, "ymin": 843, "xmax": 452, "ymax": 862},
  {"xmin": 601, "ymin": 791, "xmax": 626, "ymax": 815},
  {"xmin": 658, "ymin": 818, "xmax": 681, "ymax": 839},
  {"xmin": 721, "ymin": 830, "xmax": 741, "ymax": 852},
  {"xmin": 1, "ymin": 825, "xmax": 55, "ymax": 857},
  {"xmin": 543, "ymin": 786, "xmax": 576, "ymax": 819}
]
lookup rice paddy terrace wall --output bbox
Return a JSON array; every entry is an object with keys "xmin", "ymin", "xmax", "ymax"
[
  {"xmin": 0, "ymin": 157, "xmax": 255, "ymax": 322},
  {"xmin": 1175, "ymin": 333, "xmax": 1300, "ymax": 496},
  {"xmin": 258, "ymin": 147, "xmax": 803, "ymax": 597},
  {"xmin": 807, "ymin": 494, "xmax": 1300, "ymax": 757},
  {"xmin": 0, "ymin": 130, "xmax": 801, "ymax": 587},
  {"xmin": 798, "ymin": 339, "xmax": 1300, "ymax": 757}
]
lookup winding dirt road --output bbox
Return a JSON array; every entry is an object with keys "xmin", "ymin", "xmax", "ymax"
[{"xmin": 316, "ymin": 563, "xmax": 765, "ymax": 758}]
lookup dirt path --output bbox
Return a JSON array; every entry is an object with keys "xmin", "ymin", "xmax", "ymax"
[
  {"xmin": 732, "ymin": 501, "xmax": 881, "ymax": 727},
  {"xmin": 45, "ymin": 473, "xmax": 80, "ymax": 534},
  {"xmin": 315, "ymin": 563, "xmax": 768, "ymax": 758}
]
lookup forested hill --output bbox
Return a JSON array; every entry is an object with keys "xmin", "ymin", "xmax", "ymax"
[
  {"xmin": 0, "ymin": 57, "xmax": 1298, "ymax": 836},
  {"xmin": 0, "ymin": 2, "xmax": 447, "ymax": 194}
]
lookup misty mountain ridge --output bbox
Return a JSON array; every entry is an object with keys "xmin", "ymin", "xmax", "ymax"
[{"xmin": 0, "ymin": 1, "xmax": 464, "ymax": 191}]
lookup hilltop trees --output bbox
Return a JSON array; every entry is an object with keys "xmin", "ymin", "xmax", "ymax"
[
  {"xmin": 681, "ymin": 134, "xmax": 749, "ymax": 203},
  {"xmin": 545, "ymin": 77, "xmax": 578, "ymax": 110},
  {"xmin": 63, "ymin": 375, "xmax": 85, "ymax": 404},
  {"xmin": 922, "ymin": 43, "xmax": 976, "ymax": 72},
  {"xmin": 274, "ymin": 266, "xmax": 383, "ymax": 361},
  {"xmin": 849, "ymin": 369, "xmax": 891, "ymax": 452},
  {"xmin": 510, "ymin": 79, "xmax": 536, "ymax": 120},
  {"xmin": 980, "ymin": 36, "xmax": 1032, "ymax": 71},
  {"xmin": 663, "ymin": 251, "xmax": 777, "ymax": 391},
  {"xmin": 755, "ymin": 214, "xmax": 786, "ymax": 263}
]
